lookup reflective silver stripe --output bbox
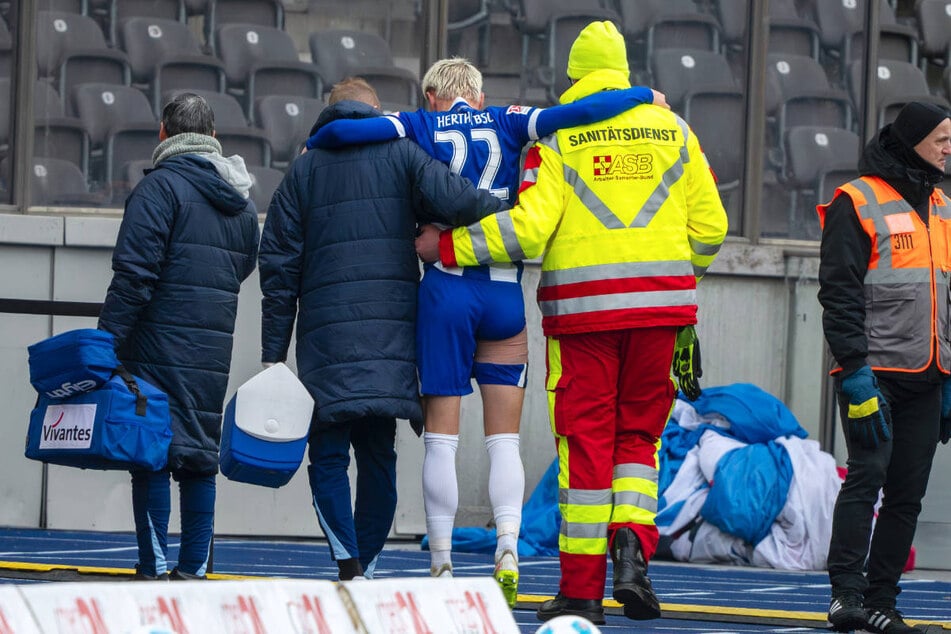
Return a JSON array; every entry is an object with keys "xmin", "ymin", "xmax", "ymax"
[
  {"xmin": 614, "ymin": 463, "xmax": 657, "ymax": 481},
  {"xmin": 864, "ymin": 268, "xmax": 932, "ymax": 284},
  {"xmin": 935, "ymin": 194, "xmax": 951, "ymax": 219},
  {"xmin": 559, "ymin": 488, "xmax": 613, "ymax": 506},
  {"xmin": 689, "ymin": 235, "xmax": 722, "ymax": 256},
  {"xmin": 560, "ymin": 520, "xmax": 610, "ymax": 539},
  {"xmin": 540, "ymin": 288, "xmax": 696, "ymax": 316},
  {"xmin": 527, "ymin": 108, "xmax": 541, "ymax": 140},
  {"xmin": 541, "ymin": 261, "xmax": 694, "ymax": 287},
  {"xmin": 563, "ymin": 162, "xmax": 627, "ymax": 229},
  {"xmin": 467, "ymin": 222, "xmax": 492, "ymax": 262},
  {"xmin": 495, "ymin": 212, "xmax": 526, "ymax": 261},
  {"xmin": 613, "ymin": 491, "xmax": 658, "ymax": 512},
  {"xmin": 850, "ymin": 179, "xmax": 907, "ymax": 274},
  {"xmin": 521, "ymin": 166, "xmax": 539, "ymax": 187},
  {"xmin": 629, "ymin": 118, "xmax": 690, "ymax": 228},
  {"xmin": 693, "ymin": 263, "xmax": 708, "ymax": 278}
]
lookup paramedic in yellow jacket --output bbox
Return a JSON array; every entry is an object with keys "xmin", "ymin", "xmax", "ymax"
[{"xmin": 415, "ymin": 20, "xmax": 727, "ymax": 625}]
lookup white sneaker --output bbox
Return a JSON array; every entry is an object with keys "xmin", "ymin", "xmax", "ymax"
[{"xmin": 430, "ymin": 563, "xmax": 453, "ymax": 578}]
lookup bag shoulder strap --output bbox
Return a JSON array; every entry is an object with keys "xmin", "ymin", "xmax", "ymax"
[{"xmin": 113, "ymin": 366, "xmax": 147, "ymax": 416}]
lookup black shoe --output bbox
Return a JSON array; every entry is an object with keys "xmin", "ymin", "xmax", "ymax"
[
  {"xmin": 337, "ymin": 557, "xmax": 364, "ymax": 581},
  {"xmin": 169, "ymin": 567, "xmax": 207, "ymax": 581},
  {"xmin": 865, "ymin": 608, "xmax": 924, "ymax": 633},
  {"xmin": 536, "ymin": 593, "xmax": 605, "ymax": 625},
  {"xmin": 828, "ymin": 593, "xmax": 866, "ymax": 632},
  {"xmin": 611, "ymin": 527, "xmax": 661, "ymax": 620},
  {"xmin": 132, "ymin": 564, "xmax": 168, "ymax": 581}
]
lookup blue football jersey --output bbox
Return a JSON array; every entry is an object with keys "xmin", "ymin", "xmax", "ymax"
[{"xmin": 388, "ymin": 99, "xmax": 541, "ymax": 207}]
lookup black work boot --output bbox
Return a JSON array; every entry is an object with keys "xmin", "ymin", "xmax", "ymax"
[
  {"xmin": 611, "ymin": 527, "xmax": 661, "ymax": 620},
  {"xmin": 536, "ymin": 593, "xmax": 605, "ymax": 625}
]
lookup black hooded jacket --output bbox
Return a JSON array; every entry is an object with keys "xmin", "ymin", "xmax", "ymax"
[
  {"xmin": 99, "ymin": 154, "xmax": 260, "ymax": 475},
  {"xmin": 817, "ymin": 125, "xmax": 946, "ymax": 379},
  {"xmin": 258, "ymin": 100, "xmax": 504, "ymax": 427}
]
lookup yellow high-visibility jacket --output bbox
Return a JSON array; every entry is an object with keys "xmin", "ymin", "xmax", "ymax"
[{"xmin": 440, "ymin": 69, "xmax": 728, "ymax": 335}]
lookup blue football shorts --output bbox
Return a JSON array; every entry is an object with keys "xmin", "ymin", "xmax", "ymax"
[{"xmin": 416, "ymin": 267, "xmax": 527, "ymax": 396}]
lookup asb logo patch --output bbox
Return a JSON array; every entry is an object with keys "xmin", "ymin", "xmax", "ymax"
[
  {"xmin": 593, "ymin": 155, "xmax": 612, "ymax": 176},
  {"xmin": 39, "ymin": 404, "xmax": 96, "ymax": 449},
  {"xmin": 592, "ymin": 154, "xmax": 654, "ymax": 180}
]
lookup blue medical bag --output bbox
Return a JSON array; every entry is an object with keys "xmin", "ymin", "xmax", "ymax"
[
  {"xmin": 28, "ymin": 329, "xmax": 118, "ymax": 399},
  {"xmin": 219, "ymin": 363, "xmax": 313, "ymax": 488},
  {"xmin": 26, "ymin": 368, "xmax": 172, "ymax": 471}
]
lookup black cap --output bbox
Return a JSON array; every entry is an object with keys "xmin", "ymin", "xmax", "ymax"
[{"xmin": 891, "ymin": 101, "xmax": 950, "ymax": 149}]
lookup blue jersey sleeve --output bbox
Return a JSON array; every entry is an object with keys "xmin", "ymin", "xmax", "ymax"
[
  {"xmin": 533, "ymin": 86, "xmax": 655, "ymax": 139},
  {"xmin": 305, "ymin": 114, "xmax": 405, "ymax": 149}
]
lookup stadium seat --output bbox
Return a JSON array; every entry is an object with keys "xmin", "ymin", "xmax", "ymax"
[
  {"xmin": 809, "ymin": 0, "xmax": 917, "ymax": 74},
  {"xmin": 105, "ymin": 122, "xmax": 162, "ymax": 199},
  {"xmin": 109, "ymin": 157, "xmax": 152, "ymax": 203},
  {"xmin": 32, "ymin": 81, "xmax": 90, "ymax": 176},
  {"xmin": 713, "ymin": 0, "xmax": 747, "ymax": 51},
  {"xmin": 248, "ymin": 165, "xmax": 285, "ymax": 215},
  {"xmin": 783, "ymin": 126, "xmax": 860, "ymax": 189},
  {"xmin": 766, "ymin": 0, "xmax": 820, "ymax": 59},
  {"xmin": 215, "ymin": 23, "xmax": 322, "ymax": 120},
  {"xmin": 43, "ymin": 0, "xmax": 87, "ymax": 13},
  {"xmin": 25, "ymin": 157, "xmax": 104, "ymax": 206},
  {"xmin": 508, "ymin": 0, "xmax": 619, "ymax": 103},
  {"xmin": 119, "ymin": 17, "xmax": 226, "ymax": 115},
  {"xmin": 71, "ymin": 83, "xmax": 156, "ymax": 185},
  {"xmin": 307, "ymin": 29, "xmax": 421, "ymax": 105},
  {"xmin": 915, "ymin": 0, "xmax": 951, "ymax": 71},
  {"xmin": 849, "ymin": 59, "xmax": 951, "ymax": 127},
  {"xmin": 765, "ymin": 53, "xmax": 852, "ymax": 154},
  {"xmin": 36, "ymin": 11, "xmax": 132, "ymax": 103},
  {"xmin": 204, "ymin": 0, "xmax": 283, "ymax": 54},
  {"xmin": 650, "ymin": 48, "xmax": 737, "ymax": 112},
  {"xmin": 617, "ymin": 0, "xmax": 720, "ymax": 72},
  {"xmin": 816, "ymin": 164, "xmax": 860, "ymax": 205},
  {"xmin": 107, "ymin": 0, "xmax": 184, "ymax": 46},
  {"xmin": 254, "ymin": 95, "xmax": 325, "ymax": 167},
  {"xmin": 0, "ymin": 14, "xmax": 10, "ymax": 77},
  {"xmin": 683, "ymin": 87, "xmax": 745, "ymax": 213}
]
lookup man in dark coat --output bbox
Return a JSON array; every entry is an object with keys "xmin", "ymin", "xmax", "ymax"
[
  {"xmin": 99, "ymin": 92, "xmax": 260, "ymax": 580},
  {"xmin": 818, "ymin": 101, "xmax": 951, "ymax": 634},
  {"xmin": 258, "ymin": 78, "xmax": 504, "ymax": 581}
]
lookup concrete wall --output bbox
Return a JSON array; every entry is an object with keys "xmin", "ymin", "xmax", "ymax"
[{"xmin": 0, "ymin": 212, "xmax": 947, "ymax": 567}]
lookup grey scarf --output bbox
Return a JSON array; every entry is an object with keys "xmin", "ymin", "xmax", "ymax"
[{"xmin": 152, "ymin": 132, "xmax": 222, "ymax": 166}]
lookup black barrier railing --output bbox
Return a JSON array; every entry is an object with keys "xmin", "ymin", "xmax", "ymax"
[{"xmin": 0, "ymin": 298, "xmax": 102, "ymax": 317}]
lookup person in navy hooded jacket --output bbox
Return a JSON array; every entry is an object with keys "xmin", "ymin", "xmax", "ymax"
[
  {"xmin": 259, "ymin": 78, "xmax": 504, "ymax": 581},
  {"xmin": 99, "ymin": 92, "xmax": 260, "ymax": 580}
]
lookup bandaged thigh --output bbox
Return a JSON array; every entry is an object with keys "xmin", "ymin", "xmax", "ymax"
[{"xmin": 473, "ymin": 328, "xmax": 528, "ymax": 386}]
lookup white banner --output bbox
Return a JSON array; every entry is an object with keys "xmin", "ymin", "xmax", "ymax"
[
  {"xmin": 0, "ymin": 586, "xmax": 42, "ymax": 634},
  {"xmin": 340, "ymin": 576, "xmax": 519, "ymax": 634}
]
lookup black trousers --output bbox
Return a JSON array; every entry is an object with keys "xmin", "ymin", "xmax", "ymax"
[{"xmin": 827, "ymin": 375, "xmax": 940, "ymax": 609}]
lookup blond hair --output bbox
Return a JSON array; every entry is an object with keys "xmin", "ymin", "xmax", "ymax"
[
  {"xmin": 421, "ymin": 57, "xmax": 482, "ymax": 102},
  {"xmin": 328, "ymin": 77, "xmax": 381, "ymax": 108}
]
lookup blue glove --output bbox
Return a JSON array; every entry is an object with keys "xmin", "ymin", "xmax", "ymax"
[
  {"xmin": 840, "ymin": 365, "xmax": 892, "ymax": 449},
  {"xmin": 940, "ymin": 378, "xmax": 951, "ymax": 445}
]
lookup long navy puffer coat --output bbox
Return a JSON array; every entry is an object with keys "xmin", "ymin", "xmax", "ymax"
[
  {"xmin": 99, "ymin": 154, "xmax": 260, "ymax": 475},
  {"xmin": 259, "ymin": 100, "xmax": 503, "ymax": 428}
]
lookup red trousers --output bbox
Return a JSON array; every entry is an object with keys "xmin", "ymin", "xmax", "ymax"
[{"xmin": 546, "ymin": 326, "xmax": 677, "ymax": 600}]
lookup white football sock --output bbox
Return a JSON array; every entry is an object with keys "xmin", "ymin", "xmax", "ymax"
[
  {"xmin": 423, "ymin": 432, "xmax": 459, "ymax": 569},
  {"xmin": 485, "ymin": 433, "xmax": 523, "ymax": 559}
]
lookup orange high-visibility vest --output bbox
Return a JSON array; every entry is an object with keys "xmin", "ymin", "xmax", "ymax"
[{"xmin": 818, "ymin": 175, "xmax": 951, "ymax": 373}]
